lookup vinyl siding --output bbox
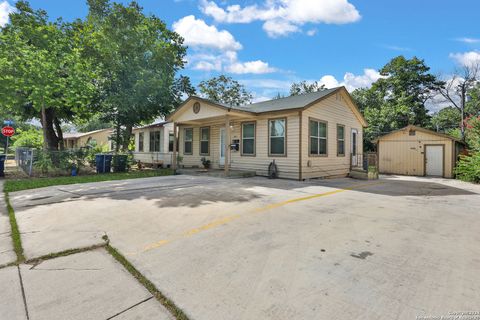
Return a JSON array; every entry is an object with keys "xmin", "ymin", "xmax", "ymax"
[
  {"xmin": 132, "ymin": 123, "xmax": 173, "ymax": 166},
  {"xmin": 178, "ymin": 113, "xmax": 300, "ymax": 179},
  {"xmin": 65, "ymin": 130, "xmax": 112, "ymax": 150},
  {"xmin": 301, "ymin": 91, "xmax": 364, "ymax": 179},
  {"xmin": 378, "ymin": 129, "xmax": 454, "ymax": 178},
  {"xmin": 174, "ymin": 91, "xmax": 365, "ymax": 180}
]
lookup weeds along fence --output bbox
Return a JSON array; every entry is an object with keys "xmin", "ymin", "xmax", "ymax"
[{"xmin": 15, "ymin": 147, "xmax": 134, "ymax": 177}]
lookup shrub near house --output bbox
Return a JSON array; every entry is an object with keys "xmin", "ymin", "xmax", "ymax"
[{"xmin": 455, "ymin": 117, "xmax": 480, "ymax": 183}]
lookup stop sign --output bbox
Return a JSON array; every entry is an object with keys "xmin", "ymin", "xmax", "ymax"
[{"xmin": 1, "ymin": 126, "xmax": 14, "ymax": 137}]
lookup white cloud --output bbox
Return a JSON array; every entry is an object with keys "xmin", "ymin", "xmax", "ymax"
[
  {"xmin": 263, "ymin": 19, "xmax": 300, "ymax": 38},
  {"xmin": 449, "ymin": 51, "xmax": 480, "ymax": 67},
  {"xmin": 173, "ymin": 15, "xmax": 242, "ymax": 51},
  {"xmin": 306, "ymin": 29, "xmax": 317, "ymax": 36},
  {"xmin": 0, "ymin": 1, "xmax": 14, "ymax": 27},
  {"xmin": 383, "ymin": 45, "xmax": 412, "ymax": 52},
  {"xmin": 240, "ymin": 78, "xmax": 292, "ymax": 90},
  {"xmin": 319, "ymin": 68, "xmax": 383, "ymax": 91},
  {"xmin": 455, "ymin": 37, "xmax": 480, "ymax": 44},
  {"xmin": 226, "ymin": 60, "xmax": 276, "ymax": 74},
  {"xmin": 173, "ymin": 16, "xmax": 277, "ymax": 74},
  {"xmin": 200, "ymin": 0, "xmax": 361, "ymax": 38}
]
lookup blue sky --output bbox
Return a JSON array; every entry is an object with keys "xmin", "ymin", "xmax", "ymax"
[{"xmin": 1, "ymin": 0, "xmax": 480, "ymax": 107}]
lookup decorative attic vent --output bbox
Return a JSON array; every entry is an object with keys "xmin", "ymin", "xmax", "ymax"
[{"xmin": 409, "ymin": 129, "xmax": 416, "ymax": 136}]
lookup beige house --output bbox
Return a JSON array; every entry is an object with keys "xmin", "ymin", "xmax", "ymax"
[
  {"xmin": 376, "ymin": 125, "xmax": 465, "ymax": 178},
  {"xmin": 132, "ymin": 121, "xmax": 175, "ymax": 167},
  {"xmin": 167, "ymin": 87, "xmax": 368, "ymax": 180},
  {"xmin": 63, "ymin": 128, "xmax": 112, "ymax": 150}
]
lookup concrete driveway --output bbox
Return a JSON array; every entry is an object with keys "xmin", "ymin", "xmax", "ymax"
[{"xmin": 7, "ymin": 174, "xmax": 480, "ymax": 319}]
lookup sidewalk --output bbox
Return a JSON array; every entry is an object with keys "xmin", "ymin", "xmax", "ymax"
[{"xmin": 0, "ymin": 180, "xmax": 16, "ymax": 266}]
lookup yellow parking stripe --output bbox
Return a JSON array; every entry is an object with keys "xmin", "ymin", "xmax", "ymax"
[{"xmin": 141, "ymin": 180, "xmax": 385, "ymax": 253}]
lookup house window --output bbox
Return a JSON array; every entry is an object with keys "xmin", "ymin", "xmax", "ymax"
[
  {"xmin": 241, "ymin": 122, "xmax": 255, "ymax": 155},
  {"xmin": 184, "ymin": 128, "xmax": 193, "ymax": 155},
  {"xmin": 269, "ymin": 118, "xmax": 286, "ymax": 156},
  {"xmin": 149, "ymin": 131, "xmax": 161, "ymax": 152},
  {"xmin": 200, "ymin": 127, "xmax": 210, "ymax": 155},
  {"xmin": 409, "ymin": 130, "xmax": 416, "ymax": 136},
  {"xmin": 168, "ymin": 132, "xmax": 174, "ymax": 152},
  {"xmin": 337, "ymin": 125, "xmax": 345, "ymax": 156},
  {"xmin": 310, "ymin": 119, "xmax": 327, "ymax": 156},
  {"xmin": 138, "ymin": 132, "xmax": 144, "ymax": 152}
]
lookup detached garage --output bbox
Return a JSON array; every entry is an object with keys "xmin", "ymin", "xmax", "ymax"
[{"xmin": 376, "ymin": 125, "xmax": 465, "ymax": 178}]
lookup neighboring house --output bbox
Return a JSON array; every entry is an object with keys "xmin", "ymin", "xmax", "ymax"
[
  {"xmin": 167, "ymin": 87, "xmax": 367, "ymax": 180},
  {"xmin": 132, "ymin": 121, "xmax": 175, "ymax": 167},
  {"xmin": 63, "ymin": 128, "xmax": 112, "ymax": 150},
  {"xmin": 376, "ymin": 125, "xmax": 465, "ymax": 178}
]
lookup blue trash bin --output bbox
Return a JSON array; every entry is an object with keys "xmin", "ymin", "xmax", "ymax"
[
  {"xmin": 104, "ymin": 155, "xmax": 113, "ymax": 173},
  {"xmin": 95, "ymin": 154, "xmax": 105, "ymax": 173},
  {"xmin": 96, "ymin": 154, "xmax": 113, "ymax": 174},
  {"xmin": 0, "ymin": 154, "xmax": 6, "ymax": 177}
]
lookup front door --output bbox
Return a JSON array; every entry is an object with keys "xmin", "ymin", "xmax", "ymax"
[
  {"xmin": 351, "ymin": 129, "xmax": 358, "ymax": 166},
  {"xmin": 425, "ymin": 145, "xmax": 443, "ymax": 177},
  {"xmin": 219, "ymin": 128, "xmax": 225, "ymax": 166}
]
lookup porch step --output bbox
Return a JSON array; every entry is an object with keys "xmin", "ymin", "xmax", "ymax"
[{"xmin": 349, "ymin": 168, "xmax": 378, "ymax": 180}]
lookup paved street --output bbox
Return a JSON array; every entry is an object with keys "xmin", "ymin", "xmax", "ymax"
[{"xmin": 3, "ymin": 174, "xmax": 480, "ymax": 319}]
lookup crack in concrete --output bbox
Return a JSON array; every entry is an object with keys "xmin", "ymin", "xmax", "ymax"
[
  {"xmin": 105, "ymin": 296, "xmax": 154, "ymax": 320},
  {"xmin": 17, "ymin": 265, "xmax": 30, "ymax": 320},
  {"xmin": 30, "ymin": 267, "xmax": 102, "ymax": 271}
]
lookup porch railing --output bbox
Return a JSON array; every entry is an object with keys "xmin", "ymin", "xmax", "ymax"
[{"xmin": 350, "ymin": 152, "xmax": 377, "ymax": 171}]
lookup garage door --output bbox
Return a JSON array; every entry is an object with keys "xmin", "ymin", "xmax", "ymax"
[{"xmin": 425, "ymin": 145, "xmax": 443, "ymax": 177}]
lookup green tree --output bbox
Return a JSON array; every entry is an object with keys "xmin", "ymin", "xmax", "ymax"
[
  {"xmin": 373, "ymin": 56, "xmax": 441, "ymax": 126},
  {"xmin": 430, "ymin": 107, "xmax": 462, "ymax": 133},
  {"xmin": 465, "ymin": 117, "xmax": 480, "ymax": 152},
  {"xmin": 84, "ymin": 0, "xmax": 189, "ymax": 151},
  {"xmin": 289, "ymin": 81, "xmax": 325, "ymax": 96},
  {"xmin": 75, "ymin": 114, "xmax": 112, "ymax": 132},
  {"xmin": 437, "ymin": 64, "xmax": 479, "ymax": 139},
  {"xmin": 198, "ymin": 75, "xmax": 252, "ymax": 106},
  {"xmin": 352, "ymin": 56, "xmax": 441, "ymax": 150},
  {"xmin": 0, "ymin": 1, "xmax": 98, "ymax": 150},
  {"xmin": 466, "ymin": 83, "xmax": 480, "ymax": 116},
  {"xmin": 12, "ymin": 127, "xmax": 44, "ymax": 149}
]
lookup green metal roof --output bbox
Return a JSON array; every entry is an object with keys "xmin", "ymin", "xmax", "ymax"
[
  {"xmin": 170, "ymin": 86, "xmax": 367, "ymax": 126},
  {"xmin": 231, "ymin": 87, "xmax": 340, "ymax": 113},
  {"xmin": 189, "ymin": 87, "xmax": 341, "ymax": 114}
]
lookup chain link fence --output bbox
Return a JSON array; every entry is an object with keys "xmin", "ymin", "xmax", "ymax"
[
  {"xmin": 15, "ymin": 147, "xmax": 35, "ymax": 176},
  {"xmin": 14, "ymin": 147, "xmax": 133, "ymax": 177}
]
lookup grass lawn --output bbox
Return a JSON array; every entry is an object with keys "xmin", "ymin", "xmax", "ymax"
[{"xmin": 3, "ymin": 169, "xmax": 173, "ymax": 193}]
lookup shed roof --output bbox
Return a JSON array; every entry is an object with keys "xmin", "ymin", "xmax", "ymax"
[{"xmin": 376, "ymin": 125, "xmax": 465, "ymax": 144}]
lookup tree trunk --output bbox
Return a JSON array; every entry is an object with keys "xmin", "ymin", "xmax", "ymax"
[
  {"xmin": 40, "ymin": 106, "xmax": 60, "ymax": 150},
  {"xmin": 54, "ymin": 117, "xmax": 65, "ymax": 150},
  {"xmin": 40, "ymin": 103, "xmax": 49, "ymax": 151},
  {"xmin": 122, "ymin": 125, "xmax": 132, "ymax": 152},
  {"xmin": 115, "ymin": 122, "xmax": 121, "ymax": 153},
  {"xmin": 45, "ymin": 109, "xmax": 60, "ymax": 150}
]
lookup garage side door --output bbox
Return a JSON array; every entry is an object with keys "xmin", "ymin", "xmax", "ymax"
[{"xmin": 425, "ymin": 145, "xmax": 444, "ymax": 177}]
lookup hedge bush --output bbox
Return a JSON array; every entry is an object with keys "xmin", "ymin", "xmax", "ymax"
[{"xmin": 455, "ymin": 152, "xmax": 480, "ymax": 183}]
